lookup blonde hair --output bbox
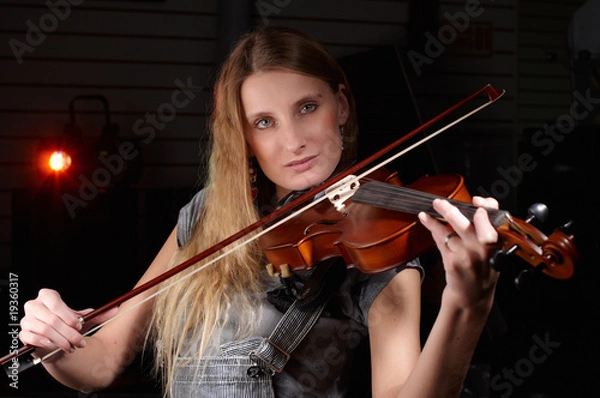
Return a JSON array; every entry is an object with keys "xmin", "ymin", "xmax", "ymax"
[{"xmin": 149, "ymin": 25, "xmax": 358, "ymax": 396}]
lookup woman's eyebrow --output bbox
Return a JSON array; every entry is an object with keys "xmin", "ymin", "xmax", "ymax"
[
  {"xmin": 246, "ymin": 93, "xmax": 325, "ymax": 120},
  {"xmin": 293, "ymin": 93, "xmax": 324, "ymax": 108}
]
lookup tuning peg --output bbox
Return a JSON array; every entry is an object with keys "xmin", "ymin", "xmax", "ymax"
[
  {"xmin": 489, "ymin": 249, "xmax": 508, "ymax": 272},
  {"xmin": 514, "ymin": 268, "xmax": 536, "ymax": 290},
  {"xmin": 489, "ymin": 245, "xmax": 518, "ymax": 272},
  {"xmin": 559, "ymin": 219, "xmax": 575, "ymax": 234},
  {"xmin": 525, "ymin": 203, "xmax": 549, "ymax": 224}
]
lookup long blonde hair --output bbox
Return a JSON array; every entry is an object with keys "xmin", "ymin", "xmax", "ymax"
[{"xmin": 149, "ymin": 25, "xmax": 358, "ymax": 396}]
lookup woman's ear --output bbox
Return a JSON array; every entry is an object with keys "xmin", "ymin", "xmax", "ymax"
[{"xmin": 336, "ymin": 84, "xmax": 350, "ymax": 125}]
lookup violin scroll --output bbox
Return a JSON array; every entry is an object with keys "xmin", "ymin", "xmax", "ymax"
[{"xmin": 490, "ymin": 203, "xmax": 577, "ymax": 281}]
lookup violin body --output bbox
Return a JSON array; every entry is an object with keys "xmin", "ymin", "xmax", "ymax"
[
  {"xmin": 259, "ymin": 169, "xmax": 577, "ymax": 280},
  {"xmin": 258, "ymin": 170, "xmax": 472, "ymax": 274}
]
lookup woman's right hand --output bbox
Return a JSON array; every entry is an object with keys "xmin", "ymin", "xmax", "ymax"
[{"xmin": 19, "ymin": 289, "xmax": 117, "ymax": 356}]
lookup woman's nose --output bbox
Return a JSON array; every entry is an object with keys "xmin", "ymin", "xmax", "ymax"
[{"xmin": 282, "ymin": 123, "xmax": 306, "ymax": 152}]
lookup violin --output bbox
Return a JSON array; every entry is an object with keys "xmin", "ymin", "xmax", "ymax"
[
  {"xmin": 259, "ymin": 168, "xmax": 577, "ymax": 280},
  {"xmin": 0, "ymin": 83, "xmax": 577, "ymax": 371}
]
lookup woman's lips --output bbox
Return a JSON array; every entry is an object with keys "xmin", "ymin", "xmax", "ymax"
[{"xmin": 286, "ymin": 155, "xmax": 316, "ymax": 172}]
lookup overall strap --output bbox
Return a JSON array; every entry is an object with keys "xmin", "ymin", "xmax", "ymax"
[{"xmin": 248, "ymin": 258, "xmax": 346, "ymax": 376}]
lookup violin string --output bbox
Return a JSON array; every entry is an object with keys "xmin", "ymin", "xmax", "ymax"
[{"xmin": 24, "ymin": 90, "xmax": 503, "ymax": 367}]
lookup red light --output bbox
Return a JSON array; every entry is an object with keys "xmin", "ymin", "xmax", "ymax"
[{"xmin": 47, "ymin": 150, "xmax": 72, "ymax": 172}]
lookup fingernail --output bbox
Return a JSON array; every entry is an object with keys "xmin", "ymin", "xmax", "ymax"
[{"xmin": 78, "ymin": 339, "xmax": 86, "ymax": 348}]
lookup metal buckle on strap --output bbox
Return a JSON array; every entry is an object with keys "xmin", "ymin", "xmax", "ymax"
[{"xmin": 249, "ymin": 338, "xmax": 291, "ymax": 375}]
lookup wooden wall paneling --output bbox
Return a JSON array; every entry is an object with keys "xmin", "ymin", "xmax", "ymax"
[
  {"xmin": 517, "ymin": 0, "xmax": 586, "ymax": 132},
  {"xmin": 518, "ymin": 75, "xmax": 573, "ymax": 93},
  {"xmin": 399, "ymin": 0, "xmax": 518, "ymax": 209},
  {"xmin": 0, "ymin": 136, "xmax": 202, "ymax": 167},
  {"xmin": 516, "ymin": 0, "xmax": 589, "ymax": 219},
  {"xmin": 0, "ymin": 88, "xmax": 210, "ymax": 118},
  {"xmin": 519, "ymin": 0, "xmax": 587, "ymax": 17},
  {"xmin": 251, "ymin": 0, "xmax": 411, "ymax": 57},
  {"xmin": 0, "ymin": 34, "xmax": 216, "ymax": 64},
  {"xmin": 0, "ymin": 0, "xmax": 218, "ymax": 282},
  {"xmin": 253, "ymin": 0, "xmax": 410, "ymax": 24},
  {"xmin": 0, "ymin": 112, "xmax": 208, "ymax": 141},
  {"xmin": 0, "ymin": 0, "xmax": 217, "ymax": 13},
  {"xmin": 0, "ymin": 86, "xmax": 210, "ymax": 114},
  {"xmin": 252, "ymin": 18, "xmax": 409, "ymax": 47},
  {"xmin": 511, "ymin": 4, "xmax": 599, "ymax": 397},
  {"xmin": 0, "ymin": 60, "xmax": 213, "ymax": 87},
  {"xmin": 0, "ymin": 153, "xmax": 204, "ymax": 189},
  {"xmin": 137, "ymin": 164, "xmax": 204, "ymax": 188},
  {"xmin": 0, "ymin": 6, "xmax": 217, "ymax": 37},
  {"xmin": 409, "ymin": 1, "xmax": 517, "ymax": 115}
]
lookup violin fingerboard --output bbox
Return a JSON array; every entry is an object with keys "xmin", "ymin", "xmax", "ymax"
[{"xmin": 353, "ymin": 180, "xmax": 510, "ymax": 228}]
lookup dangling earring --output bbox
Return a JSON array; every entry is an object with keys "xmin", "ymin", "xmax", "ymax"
[
  {"xmin": 249, "ymin": 157, "xmax": 258, "ymax": 200},
  {"xmin": 339, "ymin": 126, "xmax": 345, "ymax": 151}
]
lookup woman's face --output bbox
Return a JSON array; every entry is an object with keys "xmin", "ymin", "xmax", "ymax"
[{"xmin": 241, "ymin": 69, "xmax": 349, "ymax": 201}]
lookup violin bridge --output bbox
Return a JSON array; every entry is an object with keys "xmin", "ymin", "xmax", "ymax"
[
  {"xmin": 265, "ymin": 263, "xmax": 279, "ymax": 278},
  {"xmin": 325, "ymin": 175, "xmax": 360, "ymax": 212},
  {"xmin": 265, "ymin": 263, "xmax": 292, "ymax": 278}
]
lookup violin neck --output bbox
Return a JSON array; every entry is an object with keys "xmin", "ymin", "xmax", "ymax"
[{"xmin": 352, "ymin": 180, "xmax": 511, "ymax": 228}]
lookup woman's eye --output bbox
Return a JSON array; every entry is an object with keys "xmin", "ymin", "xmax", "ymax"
[
  {"xmin": 301, "ymin": 103, "xmax": 317, "ymax": 114},
  {"xmin": 255, "ymin": 119, "xmax": 272, "ymax": 129}
]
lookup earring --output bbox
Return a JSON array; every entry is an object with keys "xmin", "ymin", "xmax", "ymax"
[
  {"xmin": 339, "ymin": 126, "xmax": 345, "ymax": 151},
  {"xmin": 249, "ymin": 157, "xmax": 258, "ymax": 200}
]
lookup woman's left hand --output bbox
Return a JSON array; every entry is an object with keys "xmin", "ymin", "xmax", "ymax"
[{"xmin": 418, "ymin": 196, "xmax": 501, "ymax": 310}]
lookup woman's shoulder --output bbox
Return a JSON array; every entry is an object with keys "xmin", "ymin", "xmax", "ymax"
[{"xmin": 176, "ymin": 189, "xmax": 206, "ymax": 247}]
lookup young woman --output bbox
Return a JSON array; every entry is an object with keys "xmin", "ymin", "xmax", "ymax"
[{"xmin": 18, "ymin": 26, "xmax": 500, "ymax": 397}]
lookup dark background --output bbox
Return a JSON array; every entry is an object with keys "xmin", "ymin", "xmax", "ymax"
[{"xmin": 1, "ymin": 0, "xmax": 599, "ymax": 397}]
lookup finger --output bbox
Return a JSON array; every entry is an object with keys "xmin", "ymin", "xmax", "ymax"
[
  {"xmin": 432, "ymin": 199, "xmax": 500, "ymax": 256},
  {"xmin": 468, "ymin": 197, "xmax": 500, "ymax": 246},
  {"xmin": 418, "ymin": 210, "xmax": 459, "ymax": 254},
  {"xmin": 473, "ymin": 207, "xmax": 499, "ymax": 245},
  {"xmin": 37, "ymin": 289, "xmax": 83, "ymax": 331},
  {"xmin": 433, "ymin": 199, "xmax": 471, "ymax": 235},
  {"xmin": 418, "ymin": 210, "xmax": 448, "ymax": 239},
  {"xmin": 23, "ymin": 298, "xmax": 86, "ymax": 351},
  {"xmin": 19, "ymin": 316, "xmax": 80, "ymax": 353},
  {"xmin": 472, "ymin": 195, "xmax": 499, "ymax": 210},
  {"xmin": 18, "ymin": 328, "xmax": 53, "ymax": 349}
]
